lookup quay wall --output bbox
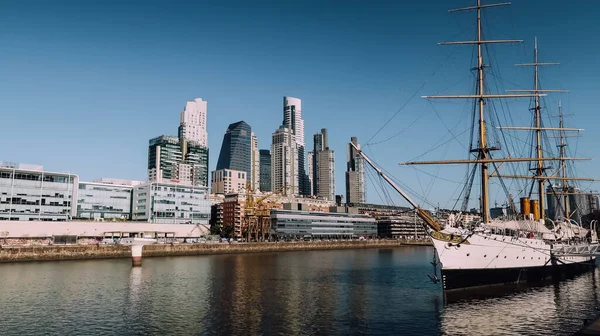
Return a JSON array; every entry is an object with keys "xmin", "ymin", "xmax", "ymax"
[{"xmin": 0, "ymin": 240, "xmax": 431, "ymax": 263}]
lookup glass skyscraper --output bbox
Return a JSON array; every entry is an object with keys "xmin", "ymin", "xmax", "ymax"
[
  {"xmin": 216, "ymin": 121, "xmax": 252, "ymax": 181},
  {"xmin": 259, "ymin": 149, "xmax": 271, "ymax": 192}
]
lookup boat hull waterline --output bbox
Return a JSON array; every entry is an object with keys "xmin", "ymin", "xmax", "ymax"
[{"xmin": 430, "ymin": 229, "xmax": 598, "ymax": 291}]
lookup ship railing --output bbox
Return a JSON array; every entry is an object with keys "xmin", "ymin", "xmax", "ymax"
[{"xmin": 553, "ymin": 244, "xmax": 600, "ymax": 256}]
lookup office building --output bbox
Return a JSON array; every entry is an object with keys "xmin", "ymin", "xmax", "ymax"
[
  {"xmin": 259, "ymin": 149, "xmax": 271, "ymax": 192},
  {"xmin": 211, "ymin": 169, "xmax": 247, "ymax": 195},
  {"xmin": 271, "ymin": 126, "xmax": 298, "ymax": 195},
  {"xmin": 216, "ymin": 121, "xmax": 252, "ymax": 179},
  {"xmin": 271, "ymin": 209, "xmax": 377, "ymax": 239},
  {"xmin": 76, "ymin": 180, "xmax": 139, "ymax": 221},
  {"xmin": 148, "ymin": 98, "xmax": 210, "ymax": 188},
  {"xmin": 312, "ymin": 128, "xmax": 335, "ymax": 201},
  {"xmin": 307, "ymin": 151, "xmax": 314, "ymax": 195},
  {"xmin": 148, "ymin": 135, "xmax": 209, "ymax": 187},
  {"xmin": 547, "ymin": 185, "xmax": 599, "ymax": 223},
  {"xmin": 282, "ymin": 97, "xmax": 311, "ymax": 196},
  {"xmin": 346, "ymin": 136, "xmax": 366, "ymax": 204},
  {"xmin": 377, "ymin": 215, "xmax": 427, "ymax": 239},
  {"xmin": 178, "ymin": 98, "xmax": 208, "ymax": 147},
  {"xmin": 131, "ymin": 181, "xmax": 210, "ymax": 225},
  {"xmin": 250, "ymin": 132, "xmax": 260, "ymax": 192},
  {"xmin": 221, "ymin": 193, "xmax": 245, "ymax": 238},
  {"xmin": 0, "ymin": 163, "xmax": 78, "ymax": 221}
]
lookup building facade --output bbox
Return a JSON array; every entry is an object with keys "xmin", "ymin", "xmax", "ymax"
[
  {"xmin": 148, "ymin": 136, "xmax": 209, "ymax": 188},
  {"xmin": 250, "ymin": 132, "xmax": 260, "ymax": 192},
  {"xmin": 0, "ymin": 163, "xmax": 78, "ymax": 221},
  {"xmin": 221, "ymin": 193, "xmax": 245, "ymax": 238},
  {"xmin": 312, "ymin": 128, "xmax": 335, "ymax": 201},
  {"xmin": 282, "ymin": 97, "xmax": 311, "ymax": 196},
  {"xmin": 377, "ymin": 215, "xmax": 427, "ymax": 239},
  {"xmin": 211, "ymin": 169, "xmax": 247, "ymax": 195},
  {"xmin": 271, "ymin": 126, "xmax": 298, "ymax": 195},
  {"xmin": 148, "ymin": 98, "xmax": 210, "ymax": 188},
  {"xmin": 259, "ymin": 149, "xmax": 271, "ymax": 192},
  {"xmin": 346, "ymin": 136, "xmax": 366, "ymax": 204},
  {"xmin": 131, "ymin": 181, "xmax": 210, "ymax": 225},
  {"xmin": 178, "ymin": 98, "xmax": 208, "ymax": 147},
  {"xmin": 216, "ymin": 121, "xmax": 252, "ymax": 179},
  {"xmin": 307, "ymin": 151, "xmax": 314, "ymax": 195},
  {"xmin": 547, "ymin": 185, "xmax": 599, "ymax": 223},
  {"xmin": 76, "ymin": 181, "xmax": 135, "ymax": 220},
  {"xmin": 271, "ymin": 209, "xmax": 377, "ymax": 239}
]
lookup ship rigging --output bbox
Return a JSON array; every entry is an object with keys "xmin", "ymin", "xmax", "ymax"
[{"xmin": 353, "ymin": 0, "xmax": 600, "ymax": 291}]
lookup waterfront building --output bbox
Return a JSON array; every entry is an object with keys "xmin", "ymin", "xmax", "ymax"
[
  {"xmin": 0, "ymin": 163, "xmax": 78, "ymax": 221},
  {"xmin": 250, "ymin": 132, "xmax": 260, "ymax": 192},
  {"xmin": 346, "ymin": 136, "xmax": 366, "ymax": 204},
  {"xmin": 211, "ymin": 169, "xmax": 247, "ymax": 195},
  {"xmin": 259, "ymin": 149, "xmax": 271, "ymax": 192},
  {"xmin": 376, "ymin": 215, "xmax": 427, "ymax": 239},
  {"xmin": 312, "ymin": 129, "xmax": 335, "ymax": 201},
  {"xmin": 216, "ymin": 121, "xmax": 252, "ymax": 179},
  {"xmin": 271, "ymin": 126, "xmax": 298, "ymax": 195},
  {"xmin": 270, "ymin": 209, "xmax": 377, "ymax": 239},
  {"xmin": 282, "ymin": 97, "xmax": 311, "ymax": 196},
  {"xmin": 76, "ymin": 180, "xmax": 137, "ymax": 221},
  {"xmin": 178, "ymin": 98, "xmax": 208, "ymax": 147},
  {"xmin": 92, "ymin": 178, "xmax": 144, "ymax": 187},
  {"xmin": 221, "ymin": 193, "xmax": 245, "ymax": 238},
  {"xmin": 131, "ymin": 181, "xmax": 210, "ymax": 225},
  {"xmin": 547, "ymin": 185, "xmax": 599, "ymax": 223}
]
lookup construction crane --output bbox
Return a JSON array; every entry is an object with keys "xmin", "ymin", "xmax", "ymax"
[
  {"xmin": 243, "ymin": 184, "xmax": 293, "ymax": 241},
  {"xmin": 243, "ymin": 183, "xmax": 277, "ymax": 242}
]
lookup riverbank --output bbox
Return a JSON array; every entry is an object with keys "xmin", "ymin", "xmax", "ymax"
[{"xmin": 0, "ymin": 239, "xmax": 431, "ymax": 263}]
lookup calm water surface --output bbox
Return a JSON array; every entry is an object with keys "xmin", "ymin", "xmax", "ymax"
[{"xmin": 1, "ymin": 247, "xmax": 598, "ymax": 335}]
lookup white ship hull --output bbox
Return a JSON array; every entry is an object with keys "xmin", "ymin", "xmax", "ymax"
[{"xmin": 431, "ymin": 225, "xmax": 599, "ymax": 290}]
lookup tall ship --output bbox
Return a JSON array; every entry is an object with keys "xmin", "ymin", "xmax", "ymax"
[{"xmin": 353, "ymin": 0, "xmax": 600, "ymax": 290}]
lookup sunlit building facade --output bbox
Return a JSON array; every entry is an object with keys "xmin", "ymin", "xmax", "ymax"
[{"xmin": 0, "ymin": 163, "xmax": 78, "ymax": 221}]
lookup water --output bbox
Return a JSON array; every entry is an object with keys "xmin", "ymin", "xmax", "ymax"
[{"xmin": 1, "ymin": 247, "xmax": 598, "ymax": 335}]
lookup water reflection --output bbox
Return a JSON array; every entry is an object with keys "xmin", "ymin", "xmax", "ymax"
[
  {"xmin": 440, "ymin": 268, "xmax": 600, "ymax": 336},
  {"xmin": 0, "ymin": 248, "xmax": 598, "ymax": 335}
]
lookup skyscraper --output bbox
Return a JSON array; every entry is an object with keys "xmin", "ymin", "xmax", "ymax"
[
  {"xmin": 282, "ymin": 97, "xmax": 311, "ymax": 196},
  {"xmin": 313, "ymin": 128, "xmax": 335, "ymax": 201},
  {"xmin": 178, "ymin": 98, "xmax": 208, "ymax": 147},
  {"xmin": 271, "ymin": 126, "xmax": 298, "ymax": 195},
  {"xmin": 216, "ymin": 121, "xmax": 252, "ymax": 180},
  {"xmin": 346, "ymin": 136, "xmax": 366, "ymax": 204},
  {"xmin": 307, "ymin": 151, "xmax": 314, "ymax": 195},
  {"xmin": 148, "ymin": 98, "xmax": 209, "ymax": 187},
  {"xmin": 250, "ymin": 132, "xmax": 260, "ymax": 191},
  {"xmin": 259, "ymin": 149, "xmax": 271, "ymax": 192},
  {"xmin": 148, "ymin": 136, "xmax": 209, "ymax": 187}
]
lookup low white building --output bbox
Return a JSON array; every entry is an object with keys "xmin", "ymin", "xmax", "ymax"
[
  {"xmin": 0, "ymin": 163, "xmax": 78, "ymax": 221},
  {"xmin": 76, "ymin": 179, "xmax": 144, "ymax": 221},
  {"xmin": 211, "ymin": 169, "xmax": 247, "ymax": 195},
  {"xmin": 132, "ymin": 181, "xmax": 210, "ymax": 224}
]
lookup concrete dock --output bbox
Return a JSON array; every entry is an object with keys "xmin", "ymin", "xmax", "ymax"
[{"xmin": 0, "ymin": 240, "xmax": 429, "ymax": 263}]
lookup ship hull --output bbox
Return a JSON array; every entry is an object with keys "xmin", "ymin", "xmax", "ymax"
[
  {"xmin": 441, "ymin": 259, "xmax": 596, "ymax": 291},
  {"xmin": 430, "ymin": 228, "xmax": 599, "ymax": 291}
]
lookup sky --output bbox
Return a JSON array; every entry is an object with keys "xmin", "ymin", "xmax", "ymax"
[{"xmin": 1, "ymin": 0, "xmax": 599, "ymax": 210}]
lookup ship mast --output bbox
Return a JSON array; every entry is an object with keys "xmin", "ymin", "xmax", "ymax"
[
  {"xmin": 400, "ymin": 1, "xmax": 592, "ymax": 224},
  {"xmin": 412, "ymin": 1, "xmax": 544, "ymax": 223},
  {"xmin": 505, "ymin": 37, "xmax": 564, "ymax": 220},
  {"xmin": 557, "ymin": 101, "xmax": 570, "ymax": 219}
]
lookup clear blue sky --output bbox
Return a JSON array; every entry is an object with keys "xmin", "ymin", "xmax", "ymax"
[{"xmin": 1, "ymin": 0, "xmax": 599, "ymax": 209}]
